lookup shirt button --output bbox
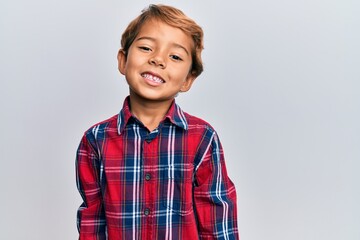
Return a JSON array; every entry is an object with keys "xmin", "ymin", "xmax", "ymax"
[
  {"xmin": 145, "ymin": 173, "xmax": 151, "ymax": 181},
  {"xmin": 144, "ymin": 208, "xmax": 150, "ymax": 216}
]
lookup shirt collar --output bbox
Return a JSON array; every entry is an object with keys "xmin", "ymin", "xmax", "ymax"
[{"xmin": 117, "ymin": 96, "xmax": 188, "ymax": 135}]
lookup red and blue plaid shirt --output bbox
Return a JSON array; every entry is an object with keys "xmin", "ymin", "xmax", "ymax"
[{"xmin": 76, "ymin": 97, "xmax": 239, "ymax": 240}]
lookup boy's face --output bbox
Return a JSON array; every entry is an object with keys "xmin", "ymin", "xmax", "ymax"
[{"xmin": 118, "ymin": 19, "xmax": 196, "ymax": 103}]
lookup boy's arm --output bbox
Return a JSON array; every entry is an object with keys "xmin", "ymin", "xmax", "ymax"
[
  {"xmin": 76, "ymin": 134, "xmax": 106, "ymax": 240},
  {"xmin": 194, "ymin": 132, "xmax": 239, "ymax": 240}
]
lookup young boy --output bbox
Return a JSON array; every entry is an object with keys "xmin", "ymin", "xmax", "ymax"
[{"xmin": 76, "ymin": 4, "xmax": 239, "ymax": 240}]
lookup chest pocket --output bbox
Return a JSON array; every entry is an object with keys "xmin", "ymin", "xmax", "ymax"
[{"xmin": 162, "ymin": 164, "xmax": 193, "ymax": 215}]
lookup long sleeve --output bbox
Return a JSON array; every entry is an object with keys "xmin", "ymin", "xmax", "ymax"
[
  {"xmin": 194, "ymin": 132, "xmax": 239, "ymax": 240},
  {"xmin": 76, "ymin": 134, "xmax": 106, "ymax": 240}
]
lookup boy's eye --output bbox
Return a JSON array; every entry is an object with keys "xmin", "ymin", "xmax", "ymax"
[
  {"xmin": 139, "ymin": 46, "xmax": 151, "ymax": 52},
  {"xmin": 170, "ymin": 55, "xmax": 183, "ymax": 61}
]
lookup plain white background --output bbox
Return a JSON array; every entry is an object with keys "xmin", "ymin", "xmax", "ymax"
[{"xmin": 1, "ymin": 0, "xmax": 359, "ymax": 239}]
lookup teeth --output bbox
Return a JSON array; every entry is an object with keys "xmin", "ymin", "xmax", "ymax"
[{"xmin": 142, "ymin": 73, "xmax": 164, "ymax": 83}]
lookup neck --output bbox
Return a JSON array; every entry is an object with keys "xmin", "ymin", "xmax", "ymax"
[{"xmin": 129, "ymin": 93, "xmax": 174, "ymax": 132}]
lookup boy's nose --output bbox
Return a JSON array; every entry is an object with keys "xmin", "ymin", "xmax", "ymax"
[{"xmin": 149, "ymin": 56, "xmax": 166, "ymax": 69}]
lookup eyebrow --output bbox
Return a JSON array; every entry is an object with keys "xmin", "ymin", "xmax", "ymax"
[{"xmin": 135, "ymin": 36, "xmax": 190, "ymax": 56}]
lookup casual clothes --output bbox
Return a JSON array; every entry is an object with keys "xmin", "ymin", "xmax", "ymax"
[{"xmin": 76, "ymin": 96, "xmax": 239, "ymax": 239}]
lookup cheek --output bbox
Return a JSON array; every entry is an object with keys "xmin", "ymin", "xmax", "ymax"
[
  {"xmin": 171, "ymin": 63, "xmax": 192, "ymax": 76},
  {"xmin": 124, "ymin": 59, "xmax": 137, "ymax": 72}
]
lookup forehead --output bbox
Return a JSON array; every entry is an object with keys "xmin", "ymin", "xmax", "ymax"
[{"xmin": 136, "ymin": 19, "xmax": 194, "ymax": 51}]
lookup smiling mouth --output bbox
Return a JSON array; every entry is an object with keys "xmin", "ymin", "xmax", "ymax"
[{"xmin": 141, "ymin": 73, "xmax": 165, "ymax": 84}]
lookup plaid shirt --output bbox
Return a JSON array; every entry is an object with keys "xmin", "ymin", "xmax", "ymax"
[{"xmin": 76, "ymin": 97, "xmax": 239, "ymax": 240}]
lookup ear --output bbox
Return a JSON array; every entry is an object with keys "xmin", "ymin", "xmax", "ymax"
[
  {"xmin": 180, "ymin": 73, "xmax": 196, "ymax": 92},
  {"xmin": 117, "ymin": 49, "xmax": 127, "ymax": 75}
]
